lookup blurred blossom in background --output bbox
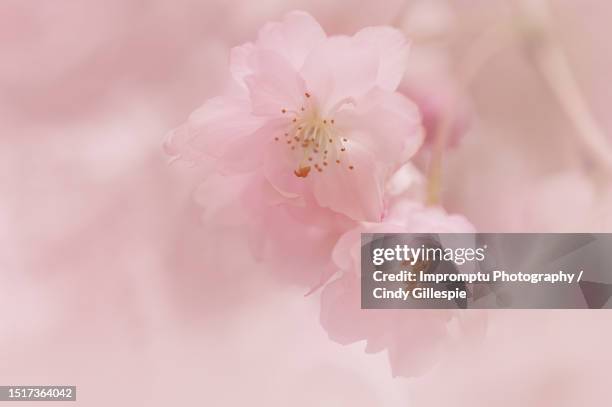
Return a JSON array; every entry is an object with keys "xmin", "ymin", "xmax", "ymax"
[{"xmin": 2, "ymin": 0, "xmax": 612, "ymax": 406}]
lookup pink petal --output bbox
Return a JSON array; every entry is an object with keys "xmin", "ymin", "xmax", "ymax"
[
  {"xmin": 164, "ymin": 87, "xmax": 263, "ymax": 164},
  {"xmin": 331, "ymin": 227, "xmax": 362, "ymax": 272},
  {"xmin": 354, "ymin": 26, "xmax": 410, "ymax": 92},
  {"xmin": 386, "ymin": 200, "xmax": 476, "ymax": 233},
  {"xmin": 311, "ymin": 141, "xmax": 385, "ymax": 222},
  {"xmin": 229, "ymin": 42, "xmax": 255, "ymax": 88},
  {"xmin": 245, "ymin": 49, "xmax": 307, "ymax": 116},
  {"xmin": 320, "ymin": 273, "xmax": 387, "ymax": 346},
  {"xmin": 300, "ymin": 36, "xmax": 379, "ymax": 113},
  {"xmin": 256, "ymin": 11, "xmax": 326, "ymax": 70},
  {"xmin": 261, "ymin": 127, "xmax": 310, "ymax": 196},
  {"xmin": 256, "ymin": 205, "xmax": 347, "ymax": 290},
  {"xmin": 335, "ymin": 88, "xmax": 423, "ymax": 167},
  {"xmin": 216, "ymin": 118, "xmax": 287, "ymax": 174}
]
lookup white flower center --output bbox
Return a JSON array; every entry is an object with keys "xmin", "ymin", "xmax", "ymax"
[{"xmin": 276, "ymin": 93, "xmax": 355, "ymax": 178}]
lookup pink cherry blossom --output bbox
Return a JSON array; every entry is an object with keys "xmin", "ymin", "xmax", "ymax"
[
  {"xmin": 165, "ymin": 11, "xmax": 423, "ymax": 222},
  {"xmin": 320, "ymin": 200, "xmax": 482, "ymax": 377}
]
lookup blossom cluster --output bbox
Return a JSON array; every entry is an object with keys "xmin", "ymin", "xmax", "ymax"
[{"xmin": 166, "ymin": 11, "xmax": 481, "ymax": 377}]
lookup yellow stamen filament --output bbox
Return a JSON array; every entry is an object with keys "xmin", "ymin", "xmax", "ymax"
[{"xmin": 277, "ymin": 92, "xmax": 356, "ymax": 177}]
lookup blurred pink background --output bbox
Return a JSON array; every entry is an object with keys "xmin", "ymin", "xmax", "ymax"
[{"xmin": 2, "ymin": 1, "xmax": 612, "ymax": 405}]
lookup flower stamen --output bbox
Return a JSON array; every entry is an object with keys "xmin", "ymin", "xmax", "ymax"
[{"xmin": 279, "ymin": 93, "xmax": 356, "ymax": 178}]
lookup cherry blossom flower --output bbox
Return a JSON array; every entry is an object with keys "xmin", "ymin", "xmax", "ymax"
[
  {"xmin": 165, "ymin": 11, "xmax": 423, "ymax": 222},
  {"xmin": 319, "ymin": 200, "xmax": 483, "ymax": 377}
]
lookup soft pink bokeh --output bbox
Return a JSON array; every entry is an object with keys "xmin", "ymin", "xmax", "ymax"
[{"xmin": 3, "ymin": 0, "xmax": 612, "ymax": 405}]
